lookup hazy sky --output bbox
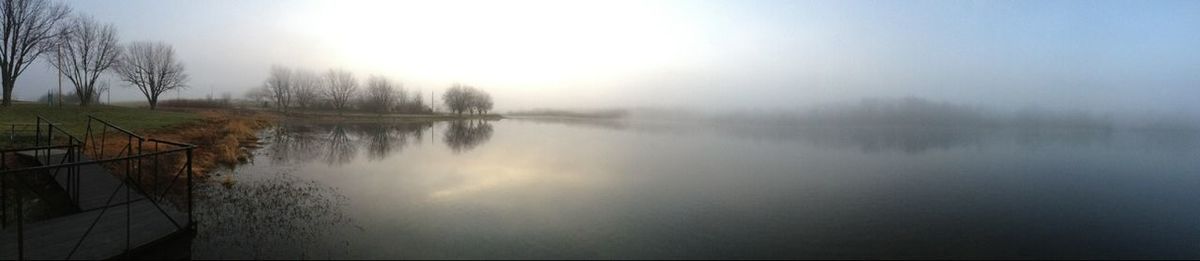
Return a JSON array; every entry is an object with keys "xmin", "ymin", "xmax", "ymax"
[{"xmin": 13, "ymin": 0, "xmax": 1200, "ymax": 114}]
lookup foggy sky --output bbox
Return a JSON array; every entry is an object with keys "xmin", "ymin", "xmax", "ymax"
[{"xmin": 13, "ymin": 0, "xmax": 1200, "ymax": 115}]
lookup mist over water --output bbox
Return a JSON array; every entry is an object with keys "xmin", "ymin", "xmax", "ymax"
[{"xmin": 11, "ymin": 0, "xmax": 1196, "ymax": 259}]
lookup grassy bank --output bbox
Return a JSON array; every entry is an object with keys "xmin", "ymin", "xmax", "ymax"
[
  {"xmin": 0, "ymin": 102, "xmax": 199, "ymax": 136},
  {"xmin": 3, "ymin": 103, "xmax": 497, "ymax": 177},
  {"xmin": 142, "ymin": 109, "xmax": 275, "ymax": 175},
  {"xmin": 0, "ymin": 102, "xmax": 274, "ymax": 178}
]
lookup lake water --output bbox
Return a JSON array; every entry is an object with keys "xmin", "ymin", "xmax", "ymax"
[{"xmin": 191, "ymin": 118, "xmax": 1200, "ymax": 259}]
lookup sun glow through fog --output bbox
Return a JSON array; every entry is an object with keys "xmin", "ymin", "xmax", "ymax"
[{"xmin": 286, "ymin": 0, "xmax": 706, "ymax": 88}]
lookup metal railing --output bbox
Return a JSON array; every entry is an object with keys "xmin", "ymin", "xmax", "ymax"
[
  {"xmin": 1, "ymin": 115, "xmax": 196, "ymax": 260},
  {"xmin": 2, "ymin": 116, "xmax": 82, "ymax": 227}
]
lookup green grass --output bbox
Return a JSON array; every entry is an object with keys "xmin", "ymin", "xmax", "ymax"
[{"xmin": 0, "ymin": 102, "xmax": 200, "ymax": 137}]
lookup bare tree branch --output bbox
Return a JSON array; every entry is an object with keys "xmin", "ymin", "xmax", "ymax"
[
  {"xmin": 292, "ymin": 68, "xmax": 321, "ymax": 109},
  {"xmin": 324, "ymin": 68, "xmax": 356, "ymax": 113},
  {"xmin": 113, "ymin": 41, "xmax": 187, "ymax": 109},
  {"xmin": 361, "ymin": 75, "xmax": 397, "ymax": 113},
  {"xmin": 265, "ymin": 64, "xmax": 292, "ymax": 111},
  {"xmin": 0, "ymin": 0, "xmax": 70, "ymax": 106},
  {"xmin": 49, "ymin": 14, "xmax": 119, "ymax": 106},
  {"xmin": 442, "ymin": 83, "xmax": 492, "ymax": 115}
]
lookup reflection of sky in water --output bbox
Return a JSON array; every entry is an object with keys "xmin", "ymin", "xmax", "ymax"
[{"xmin": 195, "ymin": 119, "xmax": 1200, "ymax": 259}]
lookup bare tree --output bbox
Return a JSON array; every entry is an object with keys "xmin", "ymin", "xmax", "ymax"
[
  {"xmin": 473, "ymin": 91, "xmax": 493, "ymax": 114},
  {"xmin": 362, "ymin": 75, "xmax": 396, "ymax": 113},
  {"xmin": 393, "ymin": 83, "xmax": 408, "ymax": 112},
  {"xmin": 292, "ymin": 68, "xmax": 321, "ymax": 109},
  {"xmin": 405, "ymin": 91, "xmax": 428, "ymax": 113},
  {"xmin": 49, "ymin": 15, "xmax": 120, "ymax": 106},
  {"xmin": 442, "ymin": 83, "xmax": 470, "ymax": 115},
  {"xmin": 465, "ymin": 87, "xmax": 492, "ymax": 114},
  {"xmin": 113, "ymin": 41, "xmax": 187, "ymax": 110},
  {"xmin": 264, "ymin": 65, "xmax": 292, "ymax": 111},
  {"xmin": 324, "ymin": 68, "xmax": 356, "ymax": 113},
  {"xmin": 0, "ymin": 0, "xmax": 71, "ymax": 106}
]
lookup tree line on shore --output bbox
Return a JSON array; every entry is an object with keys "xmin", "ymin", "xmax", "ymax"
[
  {"xmin": 0, "ymin": 0, "xmax": 187, "ymax": 109},
  {"xmin": 248, "ymin": 65, "xmax": 493, "ymax": 115}
]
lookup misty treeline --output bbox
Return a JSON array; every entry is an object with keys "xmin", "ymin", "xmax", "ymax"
[
  {"xmin": 249, "ymin": 65, "xmax": 494, "ymax": 115},
  {"xmin": 158, "ymin": 93, "xmax": 234, "ymax": 109},
  {"xmin": 0, "ymin": 0, "xmax": 187, "ymax": 109},
  {"xmin": 248, "ymin": 65, "xmax": 431, "ymax": 114},
  {"xmin": 36, "ymin": 80, "xmax": 109, "ymax": 105},
  {"xmin": 708, "ymin": 97, "xmax": 1115, "ymax": 130}
]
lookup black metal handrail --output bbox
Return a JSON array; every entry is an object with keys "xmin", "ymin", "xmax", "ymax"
[
  {"xmin": 0, "ymin": 146, "xmax": 192, "ymax": 174},
  {"xmin": 0, "ymin": 144, "xmax": 78, "ymax": 153},
  {"xmin": 2, "ymin": 115, "xmax": 197, "ymax": 260},
  {"xmin": 5, "ymin": 123, "xmax": 38, "ymax": 147},
  {"xmin": 2, "ymin": 116, "xmax": 83, "ymax": 260}
]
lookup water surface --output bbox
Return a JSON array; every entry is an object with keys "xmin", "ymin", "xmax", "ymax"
[{"xmin": 192, "ymin": 118, "xmax": 1200, "ymax": 259}]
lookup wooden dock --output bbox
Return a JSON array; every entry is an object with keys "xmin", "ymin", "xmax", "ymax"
[{"xmin": 0, "ymin": 152, "xmax": 190, "ymax": 260}]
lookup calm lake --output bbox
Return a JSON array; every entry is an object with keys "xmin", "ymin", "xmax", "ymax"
[{"xmin": 191, "ymin": 118, "xmax": 1200, "ymax": 259}]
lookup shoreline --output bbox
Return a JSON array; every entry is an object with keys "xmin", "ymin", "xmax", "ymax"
[
  {"xmin": 149, "ymin": 107, "xmax": 502, "ymax": 177},
  {"xmin": 273, "ymin": 109, "xmax": 503, "ymax": 123}
]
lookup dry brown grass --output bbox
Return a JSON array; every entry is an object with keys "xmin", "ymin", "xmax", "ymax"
[{"xmin": 141, "ymin": 109, "xmax": 276, "ymax": 176}]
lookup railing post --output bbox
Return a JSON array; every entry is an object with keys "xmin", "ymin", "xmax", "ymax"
[
  {"xmin": 72, "ymin": 144, "xmax": 79, "ymax": 204},
  {"xmin": 126, "ymin": 155, "xmax": 132, "ymax": 254},
  {"xmin": 86, "ymin": 117, "xmax": 94, "ymax": 157},
  {"xmin": 46, "ymin": 122, "xmax": 53, "ymax": 164},
  {"xmin": 35, "ymin": 118, "xmax": 40, "ymax": 151},
  {"xmin": 16, "ymin": 175, "xmax": 23, "ymax": 260},
  {"xmin": 187, "ymin": 147, "xmax": 194, "ymax": 229},
  {"xmin": 75, "ymin": 144, "xmax": 80, "ymax": 204},
  {"xmin": 137, "ymin": 139, "xmax": 143, "ymax": 189},
  {"xmin": 1, "ymin": 153, "xmax": 5, "ymax": 229},
  {"xmin": 100, "ymin": 126, "xmax": 106, "ymax": 160},
  {"xmin": 65, "ymin": 145, "xmax": 72, "ymax": 203},
  {"xmin": 154, "ymin": 142, "xmax": 159, "ymax": 196}
]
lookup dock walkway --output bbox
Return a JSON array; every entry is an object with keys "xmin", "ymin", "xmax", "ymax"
[{"xmin": 1, "ymin": 151, "xmax": 190, "ymax": 260}]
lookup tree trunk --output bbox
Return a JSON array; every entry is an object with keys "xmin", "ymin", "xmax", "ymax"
[
  {"xmin": 79, "ymin": 91, "xmax": 92, "ymax": 107},
  {"xmin": 2, "ymin": 77, "xmax": 14, "ymax": 107}
]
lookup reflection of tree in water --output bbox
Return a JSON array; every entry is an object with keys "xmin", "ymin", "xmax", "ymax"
[
  {"xmin": 443, "ymin": 120, "xmax": 494, "ymax": 153},
  {"xmin": 266, "ymin": 124, "xmax": 325, "ymax": 165},
  {"xmin": 820, "ymin": 127, "xmax": 986, "ymax": 154},
  {"xmin": 192, "ymin": 171, "xmax": 351, "ymax": 259},
  {"xmin": 357, "ymin": 122, "xmax": 432, "ymax": 160},
  {"xmin": 324, "ymin": 125, "xmax": 358, "ymax": 166},
  {"xmin": 265, "ymin": 123, "xmax": 436, "ymax": 165}
]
